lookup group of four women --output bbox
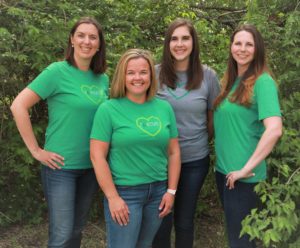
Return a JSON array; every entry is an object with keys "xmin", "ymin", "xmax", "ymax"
[{"xmin": 11, "ymin": 16, "xmax": 282, "ymax": 248}]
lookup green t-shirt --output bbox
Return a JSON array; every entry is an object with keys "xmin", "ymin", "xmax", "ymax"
[
  {"xmin": 28, "ymin": 61, "xmax": 109, "ymax": 169},
  {"xmin": 90, "ymin": 97, "xmax": 178, "ymax": 186},
  {"xmin": 214, "ymin": 73, "xmax": 281, "ymax": 183}
]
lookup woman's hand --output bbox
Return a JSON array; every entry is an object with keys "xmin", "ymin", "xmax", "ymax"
[
  {"xmin": 158, "ymin": 192, "xmax": 175, "ymax": 218},
  {"xmin": 226, "ymin": 117, "xmax": 282, "ymax": 190},
  {"xmin": 226, "ymin": 170, "xmax": 255, "ymax": 189},
  {"xmin": 108, "ymin": 196, "xmax": 130, "ymax": 226},
  {"xmin": 32, "ymin": 148, "xmax": 64, "ymax": 169}
]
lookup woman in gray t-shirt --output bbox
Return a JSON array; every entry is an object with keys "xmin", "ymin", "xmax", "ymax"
[{"xmin": 153, "ymin": 18, "xmax": 220, "ymax": 248}]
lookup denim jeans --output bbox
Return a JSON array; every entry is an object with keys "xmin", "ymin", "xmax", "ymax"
[
  {"xmin": 215, "ymin": 171, "xmax": 258, "ymax": 248},
  {"xmin": 41, "ymin": 166, "xmax": 99, "ymax": 248},
  {"xmin": 104, "ymin": 180, "xmax": 167, "ymax": 248},
  {"xmin": 153, "ymin": 156, "xmax": 210, "ymax": 248}
]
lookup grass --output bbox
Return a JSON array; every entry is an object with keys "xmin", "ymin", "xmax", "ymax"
[
  {"xmin": 0, "ymin": 170, "xmax": 228, "ymax": 248},
  {"xmin": 0, "ymin": 199, "xmax": 227, "ymax": 248}
]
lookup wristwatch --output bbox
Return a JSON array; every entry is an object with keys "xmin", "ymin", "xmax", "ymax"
[{"xmin": 167, "ymin": 189, "xmax": 177, "ymax": 195}]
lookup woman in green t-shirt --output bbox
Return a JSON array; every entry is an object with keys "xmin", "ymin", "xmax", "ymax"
[
  {"xmin": 213, "ymin": 24, "xmax": 282, "ymax": 248},
  {"xmin": 90, "ymin": 49, "xmax": 181, "ymax": 248},
  {"xmin": 10, "ymin": 17, "xmax": 109, "ymax": 247}
]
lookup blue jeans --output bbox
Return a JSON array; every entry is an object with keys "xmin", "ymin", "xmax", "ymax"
[
  {"xmin": 104, "ymin": 180, "xmax": 167, "ymax": 248},
  {"xmin": 215, "ymin": 171, "xmax": 258, "ymax": 248},
  {"xmin": 153, "ymin": 156, "xmax": 210, "ymax": 248},
  {"xmin": 41, "ymin": 166, "xmax": 99, "ymax": 248}
]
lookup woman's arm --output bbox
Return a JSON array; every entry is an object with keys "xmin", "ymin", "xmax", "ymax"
[
  {"xmin": 90, "ymin": 139, "xmax": 130, "ymax": 225},
  {"xmin": 10, "ymin": 88, "xmax": 64, "ymax": 169},
  {"xmin": 227, "ymin": 116, "xmax": 282, "ymax": 189},
  {"xmin": 158, "ymin": 138, "xmax": 181, "ymax": 218}
]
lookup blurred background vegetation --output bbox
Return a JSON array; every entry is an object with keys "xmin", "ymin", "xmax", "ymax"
[{"xmin": 1, "ymin": 0, "xmax": 299, "ymax": 247}]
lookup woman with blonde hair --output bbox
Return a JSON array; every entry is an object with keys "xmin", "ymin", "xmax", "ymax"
[{"xmin": 90, "ymin": 49, "xmax": 181, "ymax": 248}]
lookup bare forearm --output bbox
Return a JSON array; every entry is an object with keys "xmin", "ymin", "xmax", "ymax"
[
  {"xmin": 92, "ymin": 157, "xmax": 119, "ymax": 199},
  {"xmin": 242, "ymin": 125, "xmax": 282, "ymax": 175},
  {"xmin": 167, "ymin": 153, "xmax": 181, "ymax": 190},
  {"xmin": 11, "ymin": 104, "xmax": 40, "ymax": 155}
]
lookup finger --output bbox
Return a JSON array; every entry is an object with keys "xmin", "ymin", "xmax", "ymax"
[
  {"xmin": 115, "ymin": 213, "xmax": 125, "ymax": 226},
  {"xmin": 52, "ymin": 157, "xmax": 64, "ymax": 166},
  {"xmin": 159, "ymin": 206, "xmax": 171, "ymax": 218},
  {"xmin": 111, "ymin": 213, "xmax": 117, "ymax": 223},
  {"xmin": 52, "ymin": 154, "xmax": 65, "ymax": 166},
  {"xmin": 121, "ymin": 209, "xmax": 130, "ymax": 223},
  {"xmin": 119, "ymin": 213, "xmax": 129, "ymax": 225},
  {"xmin": 159, "ymin": 201, "xmax": 171, "ymax": 218},
  {"xmin": 226, "ymin": 178, "xmax": 230, "ymax": 187},
  {"xmin": 246, "ymin": 172, "xmax": 255, "ymax": 178},
  {"xmin": 226, "ymin": 177, "xmax": 234, "ymax": 189},
  {"xmin": 48, "ymin": 159, "xmax": 62, "ymax": 169},
  {"xmin": 125, "ymin": 204, "xmax": 130, "ymax": 214},
  {"xmin": 53, "ymin": 153, "xmax": 64, "ymax": 161},
  {"xmin": 45, "ymin": 162, "xmax": 56, "ymax": 170},
  {"xmin": 158, "ymin": 199, "xmax": 165, "ymax": 211},
  {"xmin": 229, "ymin": 179, "xmax": 235, "ymax": 189}
]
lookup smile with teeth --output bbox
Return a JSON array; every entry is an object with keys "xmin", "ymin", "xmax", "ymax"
[
  {"xmin": 81, "ymin": 47, "xmax": 91, "ymax": 52},
  {"xmin": 236, "ymin": 54, "xmax": 249, "ymax": 59},
  {"xmin": 132, "ymin": 82, "xmax": 144, "ymax": 86},
  {"xmin": 174, "ymin": 49, "xmax": 186, "ymax": 54}
]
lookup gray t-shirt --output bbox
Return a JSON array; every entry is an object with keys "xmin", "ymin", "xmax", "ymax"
[{"xmin": 156, "ymin": 65, "xmax": 220, "ymax": 163}]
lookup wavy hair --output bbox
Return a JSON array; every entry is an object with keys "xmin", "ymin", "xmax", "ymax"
[{"xmin": 214, "ymin": 24, "xmax": 270, "ymax": 108}]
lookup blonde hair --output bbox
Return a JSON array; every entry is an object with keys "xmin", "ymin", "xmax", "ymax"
[{"xmin": 110, "ymin": 49, "xmax": 157, "ymax": 100}]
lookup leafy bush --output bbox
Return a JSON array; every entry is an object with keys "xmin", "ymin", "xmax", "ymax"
[{"xmin": 1, "ymin": 1, "xmax": 299, "ymax": 247}]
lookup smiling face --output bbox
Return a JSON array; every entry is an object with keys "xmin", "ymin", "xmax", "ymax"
[
  {"xmin": 71, "ymin": 23, "xmax": 100, "ymax": 66},
  {"xmin": 125, "ymin": 57, "xmax": 151, "ymax": 103},
  {"xmin": 169, "ymin": 25, "xmax": 193, "ymax": 70},
  {"xmin": 231, "ymin": 30, "xmax": 255, "ymax": 75}
]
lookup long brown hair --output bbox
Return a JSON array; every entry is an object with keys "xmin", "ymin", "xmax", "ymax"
[
  {"xmin": 65, "ymin": 17, "xmax": 106, "ymax": 74},
  {"xmin": 214, "ymin": 24, "xmax": 269, "ymax": 108},
  {"xmin": 160, "ymin": 18, "xmax": 203, "ymax": 90}
]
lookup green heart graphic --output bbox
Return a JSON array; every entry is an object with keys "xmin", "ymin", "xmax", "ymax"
[
  {"xmin": 167, "ymin": 87, "xmax": 190, "ymax": 100},
  {"xmin": 136, "ymin": 116, "xmax": 162, "ymax": 137},
  {"xmin": 81, "ymin": 85, "xmax": 107, "ymax": 104}
]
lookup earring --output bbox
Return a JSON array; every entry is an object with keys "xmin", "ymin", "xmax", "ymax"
[{"xmin": 72, "ymin": 44, "xmax": 74, "ymax": 47}]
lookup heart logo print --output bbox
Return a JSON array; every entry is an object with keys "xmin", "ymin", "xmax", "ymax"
[
  {"xmin": 81, "ymin": 85, "xmax": 107, "ymax": 104},
  {"xmin": 167, "ymin": 86, "xmax": 190, "ymax": 100},
  {"xmin": 136, "ymin": 116, "xmax": 162, "ymax": 137}
]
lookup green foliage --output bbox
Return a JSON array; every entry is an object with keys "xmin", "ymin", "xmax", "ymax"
[
  {"xmin": 1, "ymin": 1, "xmax": 299, "ymax": 247},
  {"xmin": 237, "ymin": 1, "xmax": 300, "ymax": 247}
]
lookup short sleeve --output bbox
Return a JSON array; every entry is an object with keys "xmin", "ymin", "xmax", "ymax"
[
  {"xmin": 167, "ymin": 103, "xmax": 178, "ymax": 138},
  {"xmin": 27, "ymin": 62, "xmax": 60, "ymax": 100},
  {"xmin": 255, "ymin": 73, "xmax": 281, "ymax": 120},
  {"xmin": 207, "ymin": 68, "xmax": 220, "ymax": 110},
  {"xmin": 90, "ymin": 103, "xmax": 113, "ymax": 142}
]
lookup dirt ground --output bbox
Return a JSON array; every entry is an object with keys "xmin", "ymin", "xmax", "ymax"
[{"xmin": 0, "ymin": 202, "xmax": 227, "ymax": 248}]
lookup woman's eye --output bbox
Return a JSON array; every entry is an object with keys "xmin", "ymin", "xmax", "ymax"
[{"xmin": 90, "ymin": 36, "xmax": 98, "ymax": 40}]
